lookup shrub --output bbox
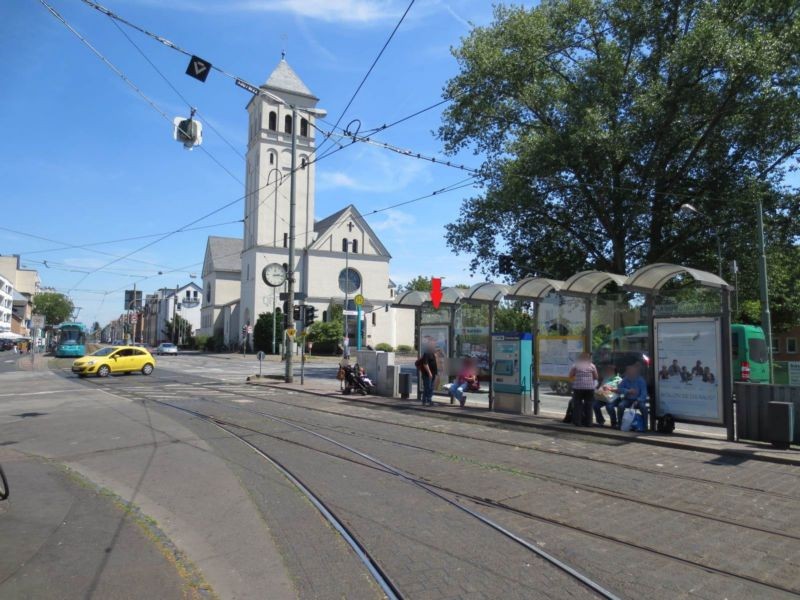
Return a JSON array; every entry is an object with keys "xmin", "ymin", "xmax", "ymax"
[
  {"xmin": 194, "ymin": 334, "xmax": 209, "ymax": 351},
  {"xmin": 375, "ymin": 342, "xmax": 394, "ymax": 352},
  {"xmin": 397, "ymin": 344, "xmax": 414, "ymax": 353}
]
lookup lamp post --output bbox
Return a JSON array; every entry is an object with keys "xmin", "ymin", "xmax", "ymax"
[
  {"xmin": 283, "ymin": 104, "xmax": 327, "ymax": 383},
  {"xmin": 755, "ymin": 196, "xmax": 774, "ymax": 381},
  {"xmin": 344, "ymin": 239, "xmax": 351, "ymax": 350},
  {"xmin": 679, "ymin": 203, "xmax": 722, "ymax": 278},
  {"xmin": 266, "ymin": 168, "xmax": 282, "ymax": 356}
]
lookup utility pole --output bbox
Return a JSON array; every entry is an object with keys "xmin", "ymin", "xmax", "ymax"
[
  {"xmin": 756, "ymin": 197, "xmax": 773, "ymax": 382},
  {"xmin": 172, "ymin": 284, "xmax": 178, "ymax": 345},
  {"xmin": 285, "ymin": 107, "xmax": 298, "ymax": 383}
]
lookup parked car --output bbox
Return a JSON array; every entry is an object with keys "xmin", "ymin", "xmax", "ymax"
[
  {"xmin": 71, "ymin": 346, "xmax": 156, "ymax": 378},
  {"xmin": 156, "ymin": 342, "xmax": 178, "ymax": 356}
]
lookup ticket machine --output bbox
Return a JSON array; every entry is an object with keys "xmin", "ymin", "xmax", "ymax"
[{"xmin": 491, "ymin": 332, "xmax": 533, "ymax": 414}]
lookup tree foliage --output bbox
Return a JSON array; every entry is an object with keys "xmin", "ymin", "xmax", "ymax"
[
  {"xmin": 401, "ymin": 276, "xmax": 433, "ymax": 292},
  {"xmin": 440, "ymin": 1, "xmax": 800, "ymax": 327},
  {"xmin": 32, "ymin": 292, "xmax": 74, "ymax": 326},
  {"xmin": 163, "ymin": 315, "xmax": 192, "ymax": 345},
  {"xmin": 253, "ymin": 310, "xmax": 281, "ymax": 354}
]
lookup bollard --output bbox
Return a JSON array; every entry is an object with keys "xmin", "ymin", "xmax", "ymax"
[{"xmin": 399, "ymin": 373, "xmax": 411, "ymax": 399}]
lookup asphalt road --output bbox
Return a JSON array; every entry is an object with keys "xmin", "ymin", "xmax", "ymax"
[{"xmin": 2, "ymin": 353, "xmax": 797, "ymax": 599}]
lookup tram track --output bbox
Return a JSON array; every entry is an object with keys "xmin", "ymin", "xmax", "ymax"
[
  {"xmin": 84, "ymin": 376, "xmax": 620, "ymax": 600},
  {"xmin": 81, "ymin": 375, "xmax": 800, "ymax": 598},
  {"xmin": 138, "ymin": 375, "xmax": 800, "ymax": 503}
]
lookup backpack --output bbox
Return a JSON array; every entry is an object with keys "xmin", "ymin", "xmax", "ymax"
[
  {"xmin": 414, "ymin": 357, "xmax": 425, "ymax": 370},
  {"xmin": 656, "ymin": 414, "xmax": 676, "ymax": 434}
]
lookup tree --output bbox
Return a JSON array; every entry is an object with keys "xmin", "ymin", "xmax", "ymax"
[
  {"xmin": 163, "ymin": 315, "xmax": 191, "ymax": 345},
  {"xmin": 440, "ymin": 1, "xmax": 800, "ymax": 326},
  {"xmin": 32, "ymin": 292, "xmax": 73, "ymax": 326},
  {"xmin": 401, "ymin": 276, "xmax": 432, "ymax": 293},
  {"xmin": 253, "ymin": 310, "xmax": 282, "ymax": 354}
]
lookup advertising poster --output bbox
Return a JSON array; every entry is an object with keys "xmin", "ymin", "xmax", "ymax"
[
  {"xmin": 419, "ymin": 325, "xmax": 449, "ymax": 391},
  {"xmin": 537, "ymin": 336, "xmax": 584, "ymax": 380},
  {"xmin": 655, "ymin": 318, "xmax": 723, "ymax": 423}
]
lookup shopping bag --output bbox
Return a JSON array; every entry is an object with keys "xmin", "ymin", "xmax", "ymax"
[
  {"xmin": 631, "ymin": 413, "xmax": 646, "ymax": 432},
  {"xmin": 620, "ymin": 408, "xmax": 637, "ymax": 432}
]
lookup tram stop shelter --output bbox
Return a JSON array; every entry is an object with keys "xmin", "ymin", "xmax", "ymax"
[{"xmin": 393, "ymin": 263, "xmax": 736, "ymax": 441}]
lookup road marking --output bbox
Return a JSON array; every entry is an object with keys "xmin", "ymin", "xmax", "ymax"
[
  {"xmin": 231, "ymin": 399, "xmax": 254, "ymax": 404},
  {"xmin": 0, "ymin": 389, "xmax": 74, "ymax": 397}
]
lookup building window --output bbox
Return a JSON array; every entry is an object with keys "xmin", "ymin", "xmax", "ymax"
[
  {"xmin": 206, "ymin": 285, "xmax": 211, "ymax": 303},
  {"xmin": 372, "ymin": 312, "xmax": 376, "ymax": 326},
  {"xmin": 352, "ymin": 239, "xmax": 358, "ymax": 253},
  {"xmin": 269, "ymin": 111, "xmax": 277, "ymax": 131},
  {"xmin": 342, "ymin": 238, "xmax": 348, "ymax": 252},
  {"xmin": 247, "ymin": 264, "xmax": 250, "ymax": 281},
  {"xmin": 772, "ymin": 338, "xmax": 781, "ymax": 353},
  {"xmin": 301, "ymin": 156, "xmax": 307, "ymax": 169},
  {"xmin": 338, "ymin": 268, "xmax": 361, "ymax": 293},
  {"xmin": 193, "ymin": 291, "xmax": 198, "ymax": 299},
  {"xmin": 269, "ymin": 152, "xmax": 275, "ymax": 165},
  {"xmin": 283, "ymin": 233, "xmax": 288, "ymax": 248},
  {"xmin": 788, "ymin": 338, "xmax": 798, "ymax": 354},
  {"xmin": 284, "ymin": 115, "xmax": 292, "ymax": 134},
  {"xmin": 300, "ymin": 118, "xmax": 308, "ymax": 137}
]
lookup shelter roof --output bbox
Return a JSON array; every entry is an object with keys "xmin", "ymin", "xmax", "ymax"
[
  {"xmin": 561, "ymin": 271, "xmax": 628, "ymax": 297},
  {"xmin": 505, "ymin": 277, "xmax": 565, "ymax": 301},
  {"xmin": 462, "ymin": 282, "xmax": 509, "ymax": 303},
  {"xmin": 625, "ymin": 263, "xmax": 730, "ymax": 292}
]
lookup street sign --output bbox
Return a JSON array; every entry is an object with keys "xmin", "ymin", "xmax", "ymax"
[
  {"xmin": 31, "ymin": 315, "xmax": 45, "ymax": 329},
  {"xmin": 256, "ymin": 351, "xmax": 266, "ymax": 361},
  {"xmin": 431, "ymin": 278, "xmax": 442, "ymax": 309},
  {"xmin": 130, "ymin": 314, "xmax": 138, "ymax": 324},
  {"xmin": 286, "ymin": 328, "xmax": 296, "ymax": 338},
  {"xmin": 343, "ymin": 310, "xmax": 358, "ymax": 316},
  {"xmin": 185, "ymin": 55, "xmax": 211, "ymax": 82},
  {"xmin": 279, "ymin": 292, "xmax": 307, "ymax": 301},
  {"xmin": 354, "ymin": 294, "xmax": 364, "ymax": 306},
  {"xmin": 235, "ymin": 78, "xmax": 259, "ymax": 95}
]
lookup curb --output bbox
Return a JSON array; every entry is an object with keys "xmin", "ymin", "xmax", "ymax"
[{"xmin": 247, "ymin": 380, "xmax": 800, "ymax": 467}]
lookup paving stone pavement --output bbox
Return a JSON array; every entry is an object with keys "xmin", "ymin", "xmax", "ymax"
[{"xmin": 89, "ymin": 371, "xmax": 800, "ymax": 599}]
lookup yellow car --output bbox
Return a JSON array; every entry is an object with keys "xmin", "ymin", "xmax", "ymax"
[{"xmin": 72, "ymin": 346, "xmax": 156, "ymax": 378}]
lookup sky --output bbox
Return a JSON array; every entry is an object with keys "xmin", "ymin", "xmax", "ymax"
[{"xmin": 1, "ymin": 0, "xmax": 510, "ymax": 326}]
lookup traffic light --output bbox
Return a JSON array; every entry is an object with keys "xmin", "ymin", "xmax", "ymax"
[
  {"xmin": 241, "ymin": 325, "xmax": 247, "ymax": 338},
  {"xmin": 498, "ymin": 255, "xmax": 513, "ymax": 275},
  {"xmin": 293, "ymin": 305, "xmax": 301, "ymax": 321},
  {"xmin": 304, "ymin": 306, "xmax": 316, "ymax": 327}
]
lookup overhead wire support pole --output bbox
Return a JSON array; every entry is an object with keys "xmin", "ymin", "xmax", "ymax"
[{"xmin": 285, "ymin": 106, "xmax": 298, "ymax": 383}]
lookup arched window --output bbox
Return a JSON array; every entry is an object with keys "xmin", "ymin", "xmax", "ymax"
[
  {"xmin": 283, "ymin": 233, "xmax": 288, "ymax": 248},
  {"xmin": 301, "ymin": 156, "xmax": 307, "ymax": 169},
  {"xmin": 300, "ymin": 118, "xmax": 309, "ymax": 137},
  {"xmin": 284, "ymin": 115, "xmax": 292, "ymax": 134},
  {"xmin": 269, "ymin": 152, "xmax": 275, "ymax": 165},
  {"xmin": 342, "ymin": 238, "xmax": 348, "ymax": 252},
  {"xmin": 352, "ymin": 239, "xmax": 358, "ymax": 253},
  {"xmin": 372, "ymin": 312, "xmax": 376, "ymax": 326},
  {"xmin": 206, "ymin": 284, "xmax": 211, "ymax": 303},
  {"xmin": 268, "ymin": 111, "xmax": 277, "ymax": 131}
]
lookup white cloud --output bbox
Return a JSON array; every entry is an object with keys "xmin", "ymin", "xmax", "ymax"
[
  {"xmin": 369, "ymin": 209, "xmax": 415, "ymax": 231},
  {"xmin": 317, "ymin": 145, "xmax": 431, "ymax": 193}
]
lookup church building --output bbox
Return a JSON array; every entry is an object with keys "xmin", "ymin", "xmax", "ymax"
[{"xmin": 200, "ymin": 58, "xmax": 414, "ymax": 350}]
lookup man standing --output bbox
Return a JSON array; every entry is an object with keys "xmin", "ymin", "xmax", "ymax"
[{"xmin": 417, "ymin": 340, "xmax": 438, "ymax": 406}]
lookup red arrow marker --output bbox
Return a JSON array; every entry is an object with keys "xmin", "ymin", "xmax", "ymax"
[{"xmin": 431, "ymin": 277, "xmax": 443, "ymax": 309}]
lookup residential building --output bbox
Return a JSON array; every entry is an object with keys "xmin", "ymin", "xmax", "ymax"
[
  {"xmin": 772, "ymin": 326, "xmax": 800, "ymax": 362},
  {"xmin": 0, "ymin": 274, "xmax": 13, "ymax": 333},
  {"xmin": 0, "ymin": 255, "xmax": 40, "ymax": 336},
  {"xmin": 142, "ymin": 283, "xmax": 202, "ymax": 346}
]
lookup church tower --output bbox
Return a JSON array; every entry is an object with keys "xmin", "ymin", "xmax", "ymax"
[{"xmin": 240, "ymin": 57, "xmax": 321, "ymax": 329}]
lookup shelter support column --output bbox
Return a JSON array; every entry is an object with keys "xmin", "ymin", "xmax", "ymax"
[
  {"xmin": 646, "ymin": 295, "xmax": 657, "ymax": 432},
  {"xmin": 532, "ymin": 301, "xmax": 540, "ymax": 415},
  {"xmin": 488, "ymin": 303, "xmax": 495, "ymax": 411},
  {"xmin": 721, "ymin": 289, "xmax": 735, "ymax": 441}
]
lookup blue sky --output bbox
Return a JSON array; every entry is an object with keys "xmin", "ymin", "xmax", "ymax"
[{"xmin": 1, "ymin": 0, "xmax": 504, "ymax": 326}]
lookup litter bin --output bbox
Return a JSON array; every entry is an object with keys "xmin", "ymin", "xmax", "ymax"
[
  {"xmin": 767, "ymin": 401, "xmax": 795, "ymax": 450},
  {"xmin": 399, "ymin": 373, "xmax": 412, "ymax": 399}
]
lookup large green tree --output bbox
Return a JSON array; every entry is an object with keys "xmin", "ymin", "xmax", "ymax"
[
  {"xmin": 440, "ymin": 1, "xmax": 800, "ymax": 326},
  {"xmin": 32, "ymin": 292, "xmax": 74, "ymax": 326}
]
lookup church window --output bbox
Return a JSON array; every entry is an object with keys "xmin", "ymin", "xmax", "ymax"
[
  {"xmin": 284, "ymin": 115, "xmax": 292, "ymax": 134},
  {"xmin": 283, "ymin": 233, "xmax": 288, "ymax": 248},
  {"xmin": 352, "ymin": 239, "xmax": 358, "ymax": 254},
  {"xmin": 301, "ymin": 156, "xmax": 307, "ymax": 169},
  {"xmin": 268, "ymin": 111, "xmax": 277, "ymax": 131},
  {"xmin": 206, "ymin": 284, "xmax": 211, "ymax": 303},
  {"xmin": 300, "ymin": 118, "xmax": 309, "ymax": 137},
  {"xmin": 246, "ymin": 264, "xmax": 250, "ymax": 281},
  {"xmin": 269, "ymin": 152, "xmax": 275, "ymax": 165},
  {"xmin": 342, "ymin": 238, "xmax": 348, "ymax": 252},
  {"xmin": 372, "ymin": 312, "xmax": 376, "ymax": 326}
]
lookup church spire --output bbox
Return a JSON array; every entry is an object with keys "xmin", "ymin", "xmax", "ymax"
[{"xmin": 262, "ymin": 56, "xmax": 317, "ymax": 100}]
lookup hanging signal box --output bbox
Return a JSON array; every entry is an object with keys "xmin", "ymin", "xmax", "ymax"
[{"xmin": 173, "ymin": 117, "xmax": 203, "ymax": 150}]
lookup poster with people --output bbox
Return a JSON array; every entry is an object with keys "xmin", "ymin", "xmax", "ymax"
[
  {"xmin": 655, "ymin": 318, "xmax": 723, "ymax": 423},
  {"xmin": 419, "ymin": 325, "xmax": 449, "ymax": 391}
]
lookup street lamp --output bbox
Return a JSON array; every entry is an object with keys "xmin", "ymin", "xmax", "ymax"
[
  {"xmin": 266, "ymin": 168, "xmax": 283, "ymax": 356},
  {"xmin": 679, "ymin": 203, "xmax": 723, "ymax": 278}
]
